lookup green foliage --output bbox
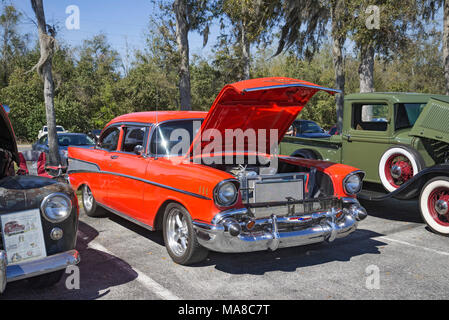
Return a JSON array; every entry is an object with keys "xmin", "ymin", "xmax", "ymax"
[{"xmin": 0, "ymin": 2, "xmax": 446, "ymax": 142}]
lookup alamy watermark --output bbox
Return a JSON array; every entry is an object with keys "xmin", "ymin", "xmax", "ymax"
[
  {"xmin": 65, "ymin": 265, "xmax": 80, "ymax": 290},
  {"xmin": 365, "ymin": 265, "xmax": 380, "ymax": 290},
  {"xmin": 365, "ymin": 5, "xmax": 380, "ymax": 30},
  {"xmin": 159, "ymin": 120, "xmax": 280, "ymax": 170},
  {"xmin": 65, "ymin": 5, "xmax": 80, "ymax": 30}
]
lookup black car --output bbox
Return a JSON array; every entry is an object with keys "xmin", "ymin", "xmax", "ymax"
[
  {"xmin": 292, "ymin": 120, "xmax": 331, "ymax": 138},
  {"xmin": 0, "ymin": 106, "xmax": 79, "ymax": 293}
]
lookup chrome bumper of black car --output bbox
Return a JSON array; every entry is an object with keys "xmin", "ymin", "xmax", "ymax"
[
  {"xmin": 193, "ymin": 199, "xmax": 367, "ymax": 253},
  {"xmin": 0, "ymin": 249, "xmax": 80, "ymax": 293}
]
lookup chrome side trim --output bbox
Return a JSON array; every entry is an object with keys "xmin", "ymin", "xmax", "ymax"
[
  {"xmin": 68, "ymin": 168, "xmax": 211, "ymax": 200},
  {"xmin": 97, "ymin": 202, "xmax": 154, "ymax": 231}
]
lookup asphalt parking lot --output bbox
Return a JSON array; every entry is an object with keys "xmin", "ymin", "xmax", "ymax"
[
  {"xmin": 2, "ymin": 194, "xmax": 449, "ymax": 300},
  {"xmin": 2, "ymin": 145, "xmax": 449, "ymax": 300}
]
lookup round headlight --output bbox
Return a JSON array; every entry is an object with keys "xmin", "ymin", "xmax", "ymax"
[
  {"xmin": 343, "ymin": 173, "xmax": 363, "ymax": 195},
  {"xmin": 41, "ymin": 193, "xmax": 72, "ymax": 223},
  {"xmin": 214, "ymin": 181, "xmax": 238, "ymax": 207}
]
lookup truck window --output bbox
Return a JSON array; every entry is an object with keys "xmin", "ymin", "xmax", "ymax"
[
  {"xmin": 395, "ymin": 103, "xmax": 426, "ymax": 130},
  {"xmin": 352, "ymin": 104, "xmax": 388, "ymax": 131}
]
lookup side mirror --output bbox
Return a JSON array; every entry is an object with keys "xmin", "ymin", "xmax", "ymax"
[
  {"xmin": 2, "ymin": 105, "xmax": 10, "ymax": 114},
  {"xmin": 134, "ymin": 145, "xmax": 144, "ymax": 156}
]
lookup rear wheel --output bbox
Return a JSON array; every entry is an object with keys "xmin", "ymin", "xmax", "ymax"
[
  {"xmin": 82, "ymin": 185, "xmax": 105, "ymax": 217},
  {"xmin": 378, "ymin": 146, "xmax": 424, "ymax": 192},
  {"xmin": 419, "ymin": 177, "xmax": 449, "ymax": 236},
  {"xmin": 163, "ymin": 203, "xmax": 208, "ymax": 265},
  {"xmin": 290, "ymin": 149, "xmax": 318, "ymax": 160}
]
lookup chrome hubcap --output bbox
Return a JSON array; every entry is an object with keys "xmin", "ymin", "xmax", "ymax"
[
  {"xmin": 390, "ymin": 165, "xmax": 402, "ymax": 179},
  {"xmin": 83, "ymin": 186, "xmax": 93, "ymax": 211},
  {"xmin": 435, "ymin": 200, "xmax": 449, "ymax": 216},
  {"xmin": 166, "ymin": 209, "xmax": 189, "ymax": 256}
]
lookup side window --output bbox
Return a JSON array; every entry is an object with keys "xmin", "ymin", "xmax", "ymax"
[
  {"xmin": 99, "ymin": 127, "xmax": 120, "ymax": 151},
  {"xmin": 121, "ymin": 126, "xmax": 147, "ymax": 153},
  {"xmin": 352, "ymin": 103, "xmax": 389, "ymax": 131}
]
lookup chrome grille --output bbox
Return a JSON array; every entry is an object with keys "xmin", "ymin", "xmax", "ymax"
[{"xmin": 242, "ymin": 173, "xmax": 306, "ymax": 218}]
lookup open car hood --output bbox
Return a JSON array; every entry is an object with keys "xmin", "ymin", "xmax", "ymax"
[
  {"xmin": 0, "ymin": 105, "xmax": 18, "ymax": 162},
  {"xmin": 409, "ymin": 97, "xmax": 449, "ymax": 144},
  {"xmin": 190, "ymin": 77, "xmax": 340, "ymax": 156}
]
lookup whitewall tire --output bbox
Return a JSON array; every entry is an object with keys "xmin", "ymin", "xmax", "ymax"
[{"xmin": 419, "ymin": 177, "xmax": 449, "ymax": 236}]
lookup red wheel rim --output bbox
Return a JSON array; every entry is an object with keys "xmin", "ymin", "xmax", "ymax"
[
  {"xmin": 427, "ymin": 187, "xmax": 449, "ymax": 227},
  {"xmin": 384, "ymin": 153, "xmax": 414, "ymax": 188}
]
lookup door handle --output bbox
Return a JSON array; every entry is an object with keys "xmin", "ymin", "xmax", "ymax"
[
  {"xmin": 342, "ymin": 134, "xmax": 352, "ymax": 142},
  {"xmin": 110, "ymin": 155, "xmax": 119, "ymax": 159}
]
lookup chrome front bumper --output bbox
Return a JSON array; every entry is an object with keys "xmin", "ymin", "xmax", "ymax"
[
  {"xmin": 193, "ymin": 200, "xmax": 367, "ymax": 253},
  {"xmin": 0, "ymin": 249, "xmax": 80, "ymax": 293}
]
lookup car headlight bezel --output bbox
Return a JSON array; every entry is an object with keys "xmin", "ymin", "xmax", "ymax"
[
  {"xmin": 343, "ymin": 171, "xmax": 364, "ymax": 195},
  {"xmin": 40, "ymin": 192, "xmax": 72, "ymax": 223},
  {"xmin": 213, "ymin": 180, "xmax": 239, "ymax": 207}
]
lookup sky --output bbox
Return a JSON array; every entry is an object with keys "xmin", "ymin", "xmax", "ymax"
[{"xmin": 13, "ymin": 0, "xmax": 221, "ymax": 62}]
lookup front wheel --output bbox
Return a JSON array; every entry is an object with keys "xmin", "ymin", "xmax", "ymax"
[
  {"xmin": 378, "ymin": 146, "xmax": 424, "ymax": 192},
  {"xmin": 82, "ymin": 185, "xmax": 105, "ymax": 217},
  {"xmin": 419, "ymin": 177, "xmax": 449, "ymax": 236},
  {"xmin": 163, "ymin": 203, "xmax": 208, "ymax": 265}
]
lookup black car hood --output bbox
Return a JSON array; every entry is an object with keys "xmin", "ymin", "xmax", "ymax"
[{"xmin": 0, "ymin": 106, "xmax": 18, "ymax": 162}]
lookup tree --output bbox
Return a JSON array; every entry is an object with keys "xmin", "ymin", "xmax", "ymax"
[
  {"xmin": 219, "ymin": 0, "xmax": 279, "ymax": 80},
  {"xmin": 442, "ymin": 1, "xmax": 449, "ymax": 94},
  {"xmin": 30, "ymin": 0, "xmax": 61, "ymax": 167},
  {"xmin": 0, "ymin": 4, "xmax": 28, "ymax": 88},
  {"xmin": 275, "ymin": 0, "xmax": 347, "ymax": 130},
  {"xmin": 156, "ymin": 0, "xmax": 216, "ymax": 110}
]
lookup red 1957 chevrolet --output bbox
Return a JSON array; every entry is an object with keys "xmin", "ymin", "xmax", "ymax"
[{"xmin": 68, "ymin": 77, "xmax": 367, "ymax": 265}]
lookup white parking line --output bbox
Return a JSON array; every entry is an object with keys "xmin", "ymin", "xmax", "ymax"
[
  {"xmin": 87, "ymin": 240, "xmax": 181, "ymax": 300},
  {"xmin": 379, "ymin": 236, "xmax": 449, "ymax": 257}
]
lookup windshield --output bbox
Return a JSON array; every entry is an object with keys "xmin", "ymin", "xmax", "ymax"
[
  {"xmin": 395, "ymin": 103, "xmax": 426, "ymax": 130},
  {"xmin": 299, "ymin": 121, "xmax": 323, "ymax": 134},
  {"xmin": 150, "ymin": 119, "xmax": 203, "ymax": 156},
  {"xmin": 44, "ymin": 134, "xmax": 95, "ymax": 146}
]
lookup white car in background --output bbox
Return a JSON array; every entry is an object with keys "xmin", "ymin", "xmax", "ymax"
[{"xmin": 38, "ymin": 125, "xmax": 67, "ymax": 139}]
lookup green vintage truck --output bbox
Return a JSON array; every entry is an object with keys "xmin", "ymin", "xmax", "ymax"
[{"xmin": 281, "ymin": 92, "xmax": 449, "ymax": 235}]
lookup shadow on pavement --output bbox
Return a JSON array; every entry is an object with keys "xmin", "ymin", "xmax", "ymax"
[
  {"xmin": 359, "ymin": 197, "xmax": 422, "ymax": 224},
  {"xmin": 1, "ymin": 221, "xmax": 138, "ymax": 300},
  {"xmin": 106, "ymin": 212, "xmax": 165, "ymax": 246},
  {"xmin": 194, "ymin": 229, "xmax": 386, "ymax": 275}
]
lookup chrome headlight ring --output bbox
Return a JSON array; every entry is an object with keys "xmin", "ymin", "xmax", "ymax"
[
  {"xmin": 40, "ymin": 192, "xmax": 72, "ymax": 223},
  {"xmin": 343, "ymin": 171, "xmax": 365, "ymax": 195},
  {"xmin": 213, "ymin": 179, "xmax": 239, "ymax": 207}
]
